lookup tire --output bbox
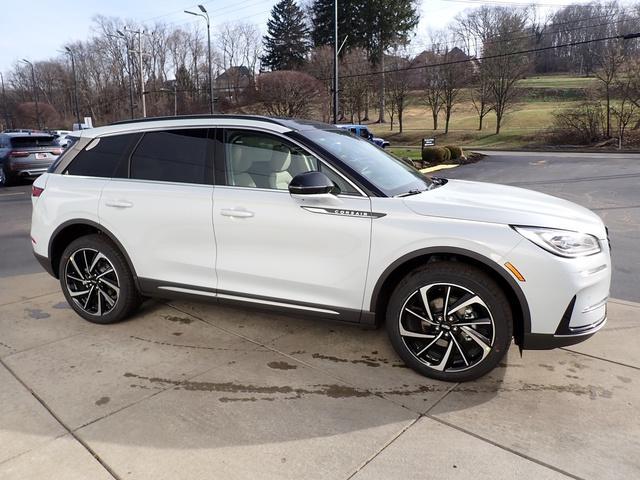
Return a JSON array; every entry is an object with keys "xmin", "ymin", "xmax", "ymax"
[
  {"xmin": 59, "ymin": 234, "xmax": 141, "ymax": 324},
  {"xmin": 386, "ymin": 261, "xmax": 513, "ymax": 382}
]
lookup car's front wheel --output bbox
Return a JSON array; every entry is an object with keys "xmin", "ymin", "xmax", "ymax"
[
  {"xmin": 59, "ymin": 234, "xmax": 141, "ymax": 324},
  {"xmin": 386, "ymin": 261, "xmax": 513, "ymax": 382}
]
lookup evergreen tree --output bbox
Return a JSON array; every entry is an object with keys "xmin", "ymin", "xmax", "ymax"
[
  {"xmin": 309, "ymin": 0, "xmax": 419, "ymax": 122},
  {"xmin": 261, "ymin": 0, "xmax": 311, "ymax": 71}
]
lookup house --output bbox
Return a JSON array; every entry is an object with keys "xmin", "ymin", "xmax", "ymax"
[{"xmin": 214, "ymin": 66, "xmax": 254, "ymax": 102}]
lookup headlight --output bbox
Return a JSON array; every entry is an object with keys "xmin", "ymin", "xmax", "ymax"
[{"xmin": 513, "ymin": 226, "xmax": 601, "ymax": 258}]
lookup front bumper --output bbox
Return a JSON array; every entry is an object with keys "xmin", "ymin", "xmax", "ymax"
[{"xmin": 522, "ymin": 297, "xmax": 607, "ymax": 349}]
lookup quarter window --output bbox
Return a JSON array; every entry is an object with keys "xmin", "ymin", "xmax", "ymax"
[
  {"xmin": 65, "ymin": 133, "xmax": 139, "ymax": 178},
  {"xmin": 130, "ymin": 129, "xmax": 211, "ymax": 184}
]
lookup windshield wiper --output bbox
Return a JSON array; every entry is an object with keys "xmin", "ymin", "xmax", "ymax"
[{"xmin": 395, "ymin": 189, "xmax": 425, "ymax": 197}]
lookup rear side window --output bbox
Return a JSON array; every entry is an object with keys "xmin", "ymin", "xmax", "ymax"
[
  {"xmin": 65, "ymin": 134, "xmax": 139, "ymax": 178},
  {"xmin": 130, "ymin": 129, "xmax": 211, "ymax": 184},
  {"xmin": 10, "ymin": 136, "xmax": 57, "ymax": 148}
]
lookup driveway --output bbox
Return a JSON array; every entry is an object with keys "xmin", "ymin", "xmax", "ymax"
[{"xmin": 1, "ymin": 152, "xmax": 639, "ymax": 479}]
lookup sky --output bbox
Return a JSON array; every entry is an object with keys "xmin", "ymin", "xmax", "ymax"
[{"xmin": 0, "ymin": 0, "xmax": 600, "ymax": 74}]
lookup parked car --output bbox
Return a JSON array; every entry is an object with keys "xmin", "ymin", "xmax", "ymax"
[
  {"xmin": 0, "ymin": 132, "xmax": 63, "ymax": 186},
  {"xmin": 30, "ymin": 115, "xmax": 610, "ymax": 382},
  {"xmin": 336, "ymin": 124, "xmax": 390, "ymax": 148},
  {"xmin": 51, "ymin": 130, "xmax": 73, "ymax": 148}
]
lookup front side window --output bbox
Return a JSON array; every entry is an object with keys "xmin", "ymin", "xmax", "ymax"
[
  {"xmin": 130, "ymin": 129, "xmax": 211, "ymax": 184},
  {"xmin": 223, "ymin": 130, "xmax": 358, "ymax": 194},
  {"xmin": 65, "ymin": 133, "xmax": 139, "ymax": 178},
  {"xmin": 300, "ymin": 129, "xmax": 433, "ymax": 197},
  {"xmin": 359, "ymin": 128, "xmax": 370, "ymax": 139}
]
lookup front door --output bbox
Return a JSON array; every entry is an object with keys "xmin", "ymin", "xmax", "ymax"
[{"xmin": 212, "ymin": 128, "xmax": 372, "ymax": 318}]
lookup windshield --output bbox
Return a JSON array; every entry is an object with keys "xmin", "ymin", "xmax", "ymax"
[{"xmin": 301, "ymin": 129, "xmax": 432, "ymax": 196}]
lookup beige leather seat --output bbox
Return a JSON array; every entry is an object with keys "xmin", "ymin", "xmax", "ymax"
[
  {"xmin": 267, "ymin": 147, "xmax": 292, "ymax": 190},
  {"xmin": 229, "ymin": 146, "xmax": 256, "ymax": 188}
]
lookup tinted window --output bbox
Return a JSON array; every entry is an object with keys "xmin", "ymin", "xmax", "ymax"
[
  {"xmin": 65, "ymin": 134, "xmax": 138, "ymax": 178},
  {"xmin": 130, "ymin": 129, "xmax": 210, "ymax": 184},
  {"xmin": 10, "ymin": 136, "xmax": 57, "ymax": 148}
]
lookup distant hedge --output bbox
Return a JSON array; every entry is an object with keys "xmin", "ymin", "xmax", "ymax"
[
  {"xmin": 445, "ymin": 145, "xmax": 463, "ymax": 160},
  {"xmin": 421, "ymin": 146, "xmax": 448, "ymax": 164}
]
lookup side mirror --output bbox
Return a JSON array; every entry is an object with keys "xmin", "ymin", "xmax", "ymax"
[
  {"xmin": 289, "ymin": 171, "xmax": 339, "ymax": 196},
  {"xmin": 368, "ymin": 133, "xmax": 374, "ymax": 140}
]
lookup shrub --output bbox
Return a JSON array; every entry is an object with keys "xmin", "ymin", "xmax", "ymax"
[
  {"xmin": 552, "ymin": 102, "xmax": 605, "ymax": 144},
  {"xmin": 445, "ymin": 145, "xmax": 463, "ymax": 159},
  {"xmin": 421, "ymin": 146, "xmax": 448, "ymax": 164},
  {"xmin": 442, "ymin": 147, "xmax": 451, "ymax": 162}
]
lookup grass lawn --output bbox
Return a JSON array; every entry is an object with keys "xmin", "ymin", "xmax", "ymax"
[{"xmin": 363, "ymin": 74, "xmax": 601, "ymax": 149}]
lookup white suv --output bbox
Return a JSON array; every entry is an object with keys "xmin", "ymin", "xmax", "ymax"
[{"xmin": 30, "ymin": 115, "xmax": 611, "ymax": 381}]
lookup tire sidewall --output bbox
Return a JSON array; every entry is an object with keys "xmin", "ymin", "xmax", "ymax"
[
  {"xmin": 386, "ymin": 262, "xmax": 513, "ymax": 382},
  {"xmin": 59, "ymin": 234, "xmax": 136, "ymax": 324}
]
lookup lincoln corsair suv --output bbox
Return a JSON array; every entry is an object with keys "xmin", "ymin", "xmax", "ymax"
[{"xmin": 30, "ymin": 115, "xmax": 611, "ymax": 381}]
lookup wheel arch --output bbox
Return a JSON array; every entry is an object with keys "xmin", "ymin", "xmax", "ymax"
[
  {"xmin": 369, "ymin": 247, "xmax": 531, "ymax": 346},
  {"xmin": 48, "ymin": 219, "xmax": 140, "ymax": 289}
]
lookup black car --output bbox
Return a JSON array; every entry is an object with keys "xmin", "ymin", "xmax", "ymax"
[{"xmin": 0, "ymin": 132, "xmax": 62, "ymax": 186}]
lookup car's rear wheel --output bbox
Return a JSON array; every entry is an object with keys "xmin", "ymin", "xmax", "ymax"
[
  {"xmin": 59, "ymin": 234, "xmax": 141, "ymax": 324},
  {"xmin": 386, "ymin": 261, "xmax": 513, "ymax": 382}
]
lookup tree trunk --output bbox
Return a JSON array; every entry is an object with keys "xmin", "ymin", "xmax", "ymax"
[
  {"xmin": 377, "ymin": 54, "xmax": 385, "ymax": 123},
  {"xmin": 432, "ymin": 110, "xmax": 438, "ymax": 130},
  {"xmin": 399, "ymin": 108, "xmax": 403, "ymax": 133},
  {"xmin": 495, "ymin": 112, "xmax": 501, "ymax": 134},
  {"xmin": 445, "ymin": 107, "xmax": 451, "ymax": 134},
  {"xmin": 605, "ymin": 87, "xmax": 611, "ymax": 137},
  {"xmin": 478, "ymin": 113, "xmax": 483, "ymax": 131}
]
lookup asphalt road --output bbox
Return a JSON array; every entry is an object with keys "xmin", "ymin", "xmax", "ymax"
[
  {"xmin": 441, "ymin": 150, "xmax": 640, "ymax": 302},
  {"xmin": 1, "ymin": 150, "xmax": 638, "ymax": 301}
]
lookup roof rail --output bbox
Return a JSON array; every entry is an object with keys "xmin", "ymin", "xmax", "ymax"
[{"xmin": 109, "ymin": 114, "xmax": 285, "ymax": 127}]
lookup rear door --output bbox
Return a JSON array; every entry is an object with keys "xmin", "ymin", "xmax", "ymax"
[
  {"xmin": 212, "ymin": 128, "xmax": 372, "ymax": 318},
  {"xmin": 99, "ymin": 128, "xmax": 217, "ymax": 290}
]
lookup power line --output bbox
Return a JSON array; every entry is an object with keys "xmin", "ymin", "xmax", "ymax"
[{"xmin": 324, "ymin": 31, "xmax": 640, "ymax": 81}]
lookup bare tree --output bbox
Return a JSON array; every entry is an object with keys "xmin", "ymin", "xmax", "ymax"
[
  {"xmin": 439, "ymin": 45, "xmax": 470, "ymax": 134},
  {"xmin": 256, "ymin": 70, "xmax": 321, "ymax": 117},
  {"xmin": 419, "ymin": 50, "xmax": 443, "ymax": 130},
  {"xmin": 594, "ymin": 40, "xmax": 625, "ymax": 138}
]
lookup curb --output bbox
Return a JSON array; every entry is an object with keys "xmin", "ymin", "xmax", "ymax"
[{"xmin": 420, "ymin": 164, "xmax": 459, "ymax": 174}]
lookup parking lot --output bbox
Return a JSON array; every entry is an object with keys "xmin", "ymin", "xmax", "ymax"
[{"xmin": 1, "ymin": 151, "xmax": 639, "ymax": 480}]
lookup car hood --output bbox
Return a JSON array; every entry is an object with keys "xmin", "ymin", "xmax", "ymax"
[{"xmin": 403, "ymin": 179, "xmax": 607, "ymax": 238}]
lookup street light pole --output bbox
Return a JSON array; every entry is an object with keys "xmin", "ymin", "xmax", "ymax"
[
  {"xmin": 64, "ymin": 47, "xmax": 81, "ymax": 127},
  {"xmin": 185, "ymin": 5, "xmax": 214, "ymax": 114},
  {"xmin": 0, "ymin": 72, "xmax": 10, "ymax": 130},
  {"xmin": 21, "ymin": 59, "xmax": 41, "ymax": 129},
  {"xmin": 114, "ymin": 30, "xmax": 135, "ymax": 119},
  {"xmin": 125, "ymin": 26, "xmax": 148, "ymax": 118}
]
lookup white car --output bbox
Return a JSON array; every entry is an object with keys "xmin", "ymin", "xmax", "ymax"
[{"xmin": 30, "ymin": 115, "xmax": 611, "ymax": 381}]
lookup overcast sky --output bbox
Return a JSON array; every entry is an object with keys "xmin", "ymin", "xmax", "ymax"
[{"xmin": 0, "ymin": 0, "xmax": 598, "ymax": 74}]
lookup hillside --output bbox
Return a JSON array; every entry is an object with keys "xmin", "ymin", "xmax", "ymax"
[{"xmin": 366, "ymin": 74, "xmax": 602, "ymax": 150}]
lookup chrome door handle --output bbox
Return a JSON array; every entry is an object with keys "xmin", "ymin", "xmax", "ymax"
[
  {"xmin": 220, "ymin": 208, "xmax": 254, "ymax": 218},
  {"xmin": 105, "ymin": 199, "xmax": 134, "ymax": 208}
]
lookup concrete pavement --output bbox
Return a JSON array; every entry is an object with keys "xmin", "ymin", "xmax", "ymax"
[{"xmin": 1, "ymin": 272, "xmax": 638, "ymax": 480}]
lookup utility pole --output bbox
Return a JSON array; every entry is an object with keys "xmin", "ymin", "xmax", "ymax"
[
  {"xmin": 125, "ymin": 26, "xmax": 150, "ymax": 118},
  {"xmin": 21, "ymin": 59, "xmax": 40, "ymax": 129},
  {"xmin": 111, "ymin": 30, "xmax": 135, "ymax": 119},
  {"xmin": 333, "ymin": 0, "xmax": 338, "ymax": 125},
  {"xmin": 0, "ymin": 72, "xmax": 10, "ymax": 130},
  {"xmin": 64, "ymin": 47, "xmax": 81, "ymax": 127},
  {"xmin": 185, "ymin": 5, "xmax": 214, "ymax": 114}
]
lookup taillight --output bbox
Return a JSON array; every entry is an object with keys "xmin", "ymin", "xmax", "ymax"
[
  {"xmin": 51, "ymin": 148, "xmax": 63, "ymax": 155},
  {"xmin": 9, "ymin": 150, "xmax": 29, "ymax": 158},
  {"xmin": 32, "ymin": 185, "xmax": 44, "ymax": 197}
]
